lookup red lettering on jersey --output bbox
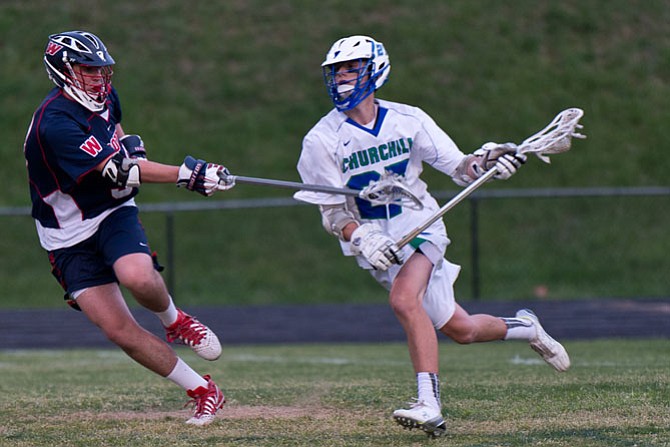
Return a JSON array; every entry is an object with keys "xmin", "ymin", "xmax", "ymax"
[
  {"xmin": 79, "ymin": 136, "xmax": 104, "ymax": 157},
  {"xmin": 45, "ymin": 42, "xmax": 63, "ymax": 56},
  {"xmin": 109, "ymin": 133, "xmax": 121, "ymax": 152}
]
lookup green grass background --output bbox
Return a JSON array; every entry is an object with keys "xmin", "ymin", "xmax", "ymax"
[
  {"xmin": 1, "ymin": 0, "xmax": 669, "ymax": 308},
  {"xmin": 1, "ymin": 340, "xmax": 668, "ymax": 446}
]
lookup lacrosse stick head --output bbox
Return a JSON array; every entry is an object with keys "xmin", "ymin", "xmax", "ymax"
[
  {"xmin": 359, "ymin": 171, "xmax": 423, "ymax": 210},
  {"xmin": 517, "ymin": 108, "xmax": 586, "ymax": 163}
]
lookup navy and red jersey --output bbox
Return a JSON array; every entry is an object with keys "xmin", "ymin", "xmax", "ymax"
[{"xmin": 24, "ymin": 86, "xmax": 139, "ymax": 250}]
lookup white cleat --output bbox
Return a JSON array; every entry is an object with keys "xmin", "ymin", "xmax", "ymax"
[
  {"xmin": 392, "ymin": 400, "xmax": 446, "ymax": 438},
  {"xmin": 517, "ymin": 309, "xmax": 571, "ymax": 372}
]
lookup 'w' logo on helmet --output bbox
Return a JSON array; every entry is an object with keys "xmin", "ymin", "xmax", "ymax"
[{"xmin": 45, "ymin": 42, "xmax": 63, "ymax": 56}]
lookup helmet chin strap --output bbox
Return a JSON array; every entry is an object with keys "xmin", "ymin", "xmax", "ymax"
[{"xmin": 63, "ymin": 83, "xmax": 106, "ymax": 112}]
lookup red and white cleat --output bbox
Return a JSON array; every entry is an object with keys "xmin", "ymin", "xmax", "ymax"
[
  {"xmin": 185, "ymin": 375, "xmax": 225, "ymax": 426},
  {"xmin": 165, "ymin": 309, "xmax": 222, "ymax": 360}
]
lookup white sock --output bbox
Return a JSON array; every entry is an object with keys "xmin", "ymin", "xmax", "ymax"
[
  {"xmin": 502, "ymin": 317, "xmax": 537, "ymax": 340},
  {"xmin": 156, "ymin": 297, "xmax": 179, "ymax": 327},
  {"xmin": 166, "ymin": 358, "xmax": 208, "ymax": 391},
  {"xmin": 417, "ymin": 372, "xmax": 441, "ymax": 409}
]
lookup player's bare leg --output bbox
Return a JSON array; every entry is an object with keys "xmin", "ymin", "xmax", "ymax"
[
  {"xmin": 441, "ymin": 304, "xmax": 570, "ymax": 371},
  {"xmin": 389, "ymin": 254, "xmax": 446, "ymax": 437},
  {"xmin": 113, "ymin": 253, "xmax": 172, "ymax": 312},
  {"xmin": 114, "ymin": 253, "xmax": 221, "ymax": 360},
  {"xmin": 77, "ymin": 284, "xmax": 225, "ymax": 424},
  {"xmin": 440, "ymin": 304, "xmax": 508, "ymax": 343},
  {"xmin": 389, "ymin": 254, "xmax": 438, "ymax": 373},
  {"xmin": 76, "ymin": 284, "xmax": 178, "ymax": 376}
]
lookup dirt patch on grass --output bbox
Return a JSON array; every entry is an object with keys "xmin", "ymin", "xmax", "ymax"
[
  {"xmin": 223, "ymin": 405, "xmax": 337, "ymax": 420},
  {"xmin": 64, "ymin": 404, "xmax": 340, "ymax": 422}
]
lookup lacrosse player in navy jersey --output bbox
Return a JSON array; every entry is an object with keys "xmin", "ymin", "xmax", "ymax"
[
  {"xmin": 24, "ymin": 31, "xmax": 235, "ymax": 426},
  {"xmin": 294, "ymin": 35, "xmax": 570, "ymax": 437}
]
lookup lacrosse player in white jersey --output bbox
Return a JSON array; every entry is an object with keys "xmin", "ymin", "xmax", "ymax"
[{"xmin": 294, "ymin": 35, "xmax": 570, "ymax": 438}]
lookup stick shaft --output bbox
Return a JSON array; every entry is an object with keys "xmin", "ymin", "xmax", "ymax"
[
  {"xmin": 396, "ymin": 167, "xmax": 497, "ymax": 248},
  {"xmin": 396, "ymin": 107, "xmax": 584, "ymax": 248},
  {"xmin": 225, "ymin": 174, "xmax": 361, "ymax": 196}
]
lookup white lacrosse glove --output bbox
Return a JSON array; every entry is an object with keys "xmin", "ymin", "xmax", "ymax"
[
  {"xmin": 349, "ymin": 223, "xmax": 404, "ymax": 271},
  {"xmin": 177, "ymin": 155, "xmax": 235, "ymax": 196},
  {"xmin": 474, "ymin": 142, "xmax": 527, "ymax": 180}
]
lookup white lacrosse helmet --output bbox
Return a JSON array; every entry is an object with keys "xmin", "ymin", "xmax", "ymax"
[{"xmin": 321, "ymin": 35, "xmax": 391, "ymax": 111}]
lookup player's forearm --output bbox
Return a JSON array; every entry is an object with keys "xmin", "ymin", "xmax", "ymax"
[
  {"xmin": 135, "ymin": 159, "xmax": 180, "ymax": 183},
  {"xmin": 341, "ymin": 222, "xmax": 358, "ymax": 242}
]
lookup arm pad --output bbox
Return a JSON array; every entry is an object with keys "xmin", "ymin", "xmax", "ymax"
[
  {"xmin": 319, "ymin": 203, "xmax": 359, "ymax": 240},
  {"xmin": 102, "ymin": 152, "xmax": 141, "ymax": 188}
]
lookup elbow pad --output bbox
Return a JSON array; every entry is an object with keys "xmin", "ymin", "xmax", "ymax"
[
  {"xmin": 319, "ymin": 204, "xmax": 359, "ymax": 240},
  {"xmin": 102, "ymin": 152, "xmax": 141, "ymax": 188}
]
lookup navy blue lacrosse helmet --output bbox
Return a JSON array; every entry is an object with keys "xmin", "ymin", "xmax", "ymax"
[{"xmin": 44, "ymin": 31, "xmax": 115, "ymax": 112}]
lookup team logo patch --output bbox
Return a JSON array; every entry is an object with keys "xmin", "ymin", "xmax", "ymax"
[
  {"xmin": 45, "ymin": 42, "xmax": 63, "ymax": 56},
  {"xmin": 79, "ymin": 136, "xmax": 104, "ymax": 157}
]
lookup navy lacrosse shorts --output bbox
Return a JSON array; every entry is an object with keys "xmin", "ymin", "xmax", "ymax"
[{"xmin": 48, "ymin": 205, "xmax": 160, "ymax": 310}]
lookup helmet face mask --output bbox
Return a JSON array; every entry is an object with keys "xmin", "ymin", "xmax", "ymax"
[
  {"xmin": 322, "ymin": 35, "xmax": 390, "ymax": 112},
  {"xmin": 44, "ymin": 31, "xmax": 115, "ymax": 112},
  {"xmin": 323, "ymin": 58, "xmax": 373, "ymax": 111},
  {"xmin": 69, "ymin": 64, "xmax": 114, "ymax": 107}
]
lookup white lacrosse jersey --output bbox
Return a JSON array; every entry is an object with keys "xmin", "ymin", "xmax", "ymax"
[{"xmin": 295, "ymin": 99, "xmax": 467, "ymax": 262}]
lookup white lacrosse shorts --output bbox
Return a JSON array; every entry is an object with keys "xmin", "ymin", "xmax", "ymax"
[{"xmin": 370, "ymin": 240, "xmax": 461, "ymax": 330}]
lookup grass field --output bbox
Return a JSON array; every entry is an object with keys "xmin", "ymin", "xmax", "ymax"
[
  {"xmin": 1, "ymin": 4, "xmax": 666, "ymax": 444},
  {"xmin": 1, "ymin": 339, "xmax": 667, "ymax": 446}
]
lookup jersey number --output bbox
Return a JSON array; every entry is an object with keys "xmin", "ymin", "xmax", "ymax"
[
  {"xmin": 346, "ymin": 159, "xmax": 408, "ymax": 219},
  {"xmin": 111, "ymin": 187, "xmax": 133, "ymax": 199}
]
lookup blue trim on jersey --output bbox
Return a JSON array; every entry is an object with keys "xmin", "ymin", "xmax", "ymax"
[{"xmin": 345, "ymin": 106, "xmax": 388, "ymax": 137}]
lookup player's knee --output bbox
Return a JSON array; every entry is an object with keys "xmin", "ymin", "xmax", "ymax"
[
  {"xmin": 388, "ymin": 293, "xmax": 420, "ymax": 318},
  {"xmin": 115, "ymin": 253, "xmax": 162, "ymax": 292},
  {"xmin": 441, "ymin": 324, "xmax": 478, "ymax": 344},
  {"xmin": 451, "ymin": 331, "xmax": 478, "ymax": 344},
  {"xmin": 120, "ymin": 269, "xmax": 163, "ymax": 296},
  {"xmin": 123, "ymin": 275, "xmax": 156, "ymax": 296},
  {"xmin": 101, "ymin": 319, "xmax": 143, "ymax": 348}
]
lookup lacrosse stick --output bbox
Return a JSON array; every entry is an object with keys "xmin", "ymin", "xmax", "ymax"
[
  {"xmin": 218, "ymin": 170, "xmax": 424, "ymax": 210},
  {"xmin": 396, "ymin": 107, "xmax": 586, "ymax": 248}
]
